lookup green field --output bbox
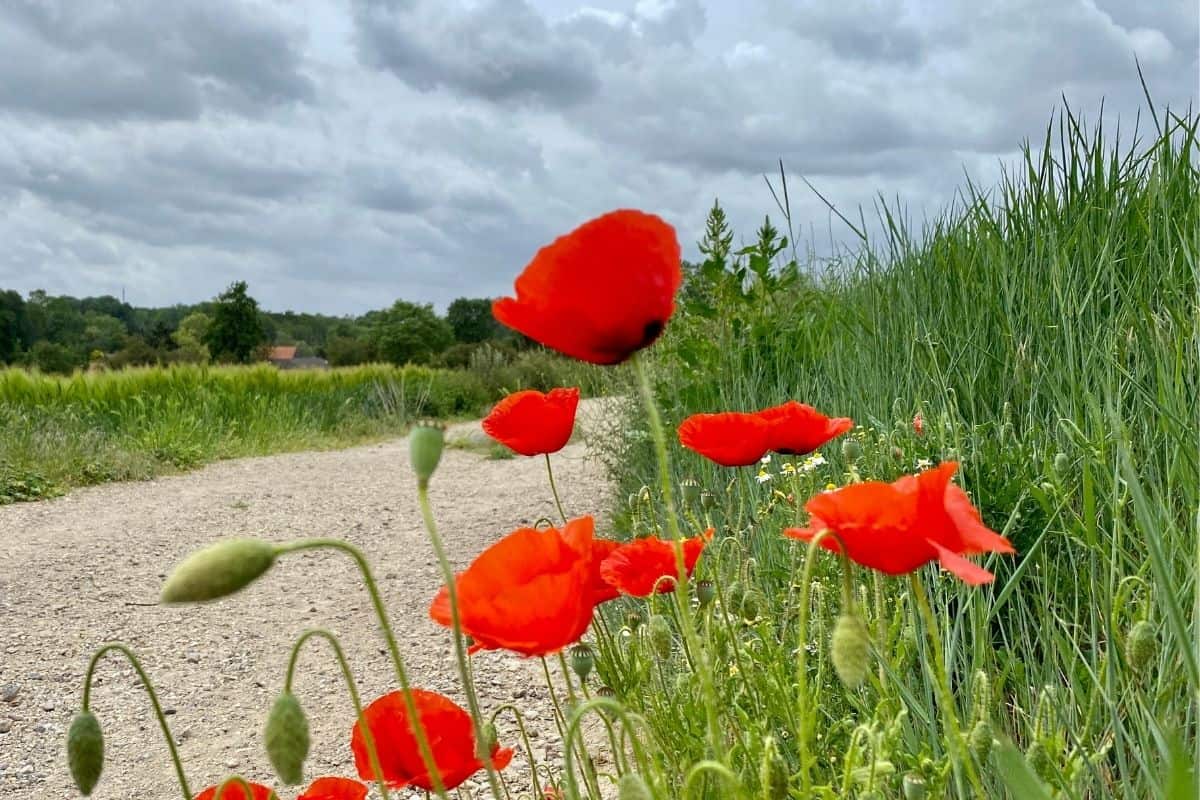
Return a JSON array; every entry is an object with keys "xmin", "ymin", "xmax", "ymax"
[
  {"xmin": 589, "ymin": 107, "xmax": 1198, "ymax": 797},
  {"xmin": 0, "ymin": 356, "xmax": 604, "ymax": 504}
]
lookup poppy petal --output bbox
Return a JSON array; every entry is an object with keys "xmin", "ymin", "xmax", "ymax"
[
  {"xmin": 944, "ymin": 485, "xmax": 1016, "ymax": 555},
  {"xmin": 298, "ymin": 777, "xmax": 369, "ymax": 800},
  {"xmin": 927, "ymin": 539, "xmax": 995, "ymax": 585},
  {"xmin": 482, "ymin": 387, "xmax": 580, "ymax": 456},
  {"xmin": 678, "ymin": 412, "xmax": 770, "ymax": 467}
]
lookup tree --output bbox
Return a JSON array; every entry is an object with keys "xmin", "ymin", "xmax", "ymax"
[
  {"xmin": 29, "ymin": 341, "xmax": 79, "ymax": 374},
  {"xmin": 325, "ymin": 335, "xmax": 374, "ymax": 367},
  {"xmin": 204, "ymin": 281, "xmax": 266, "ymax": 363},
  {"xmin": 172, "ymin": 312, "xmax": 212, "ymax": 363},
  {"xmin": 80, "ymin": 312, "xmax": 127, "ymax": 354},
  {"xmin": 370, "ymin": 300, "xmax": 453, "ymax": 365},
  {"xmin": 0, "ymin": 289, "xmax": 30, "ymax": 363},
  {"xmin": 446, "ymin": 297, "xmax": 500, "ymax": 344}
]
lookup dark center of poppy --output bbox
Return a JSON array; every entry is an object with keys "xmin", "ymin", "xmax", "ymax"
[{"xmin": 639, "ymin": 319, "xmax": 665, "ymax": 349}]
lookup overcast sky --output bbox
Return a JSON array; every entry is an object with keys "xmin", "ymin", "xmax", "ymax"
[{"xmin": 0, "ymin": 1, "xmax": 1196, "ymax": 315}]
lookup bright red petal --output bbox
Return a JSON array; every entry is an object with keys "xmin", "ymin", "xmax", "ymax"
[
  {"xmin": 944, "ymin": 485, "xmax": 1015, "ymax": 556},
  {"xmin": 757, "ymin": 401, "xmax": 853, "ymax": 455},
  {"xmin": 298, "ymin": 777, "xmax": 368, "ymax": 800},
  {"xmin": 678, "ymin": 412, "xmax": 770, "ymax": 467},
  {"xmin": 928, "ymin": 539, "xmax": 995, "ymax": 585},
  {"xmin": 193, "ymin": 782, "xmax": 276, "ymax": 800},
  {"xmin": 482, "ymin": 387, "xmax": 580, "ymax": 456},
  {"xmin": 600, "ymin": 532, "xmax": 710, "ymax": 597}
]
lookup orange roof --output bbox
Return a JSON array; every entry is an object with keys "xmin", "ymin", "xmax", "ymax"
[{"xmin": 268, "ymin": 346, "xmax": 298, "ymax": 361}]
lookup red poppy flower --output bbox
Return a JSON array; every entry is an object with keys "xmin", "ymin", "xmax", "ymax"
[
  {"xmin": 482, "ymin": 387, "xmax": 580, "ymax": 456},
  {"xmin": 430, "ymin": 517, "xmax": 597, "ymax": 656},
  {"xmin": 783, "ymin": 462, "xmax": 1015, "ymax": 585},
  {"xmin": 587, "ymin": 538, "xmax": 623, "ymax": 605},
  {"xmin": 493, "ymin": 209, "xmax": 682, "ymax": 365},
  {"xmin": 600, "ymin": 530, "xmax": 713, "ymax": 597},
  {"xmin": 756, "ymin": 401, "xmax": 853, "ymax": 455},
  {"xmin": 351, "ymin": 689, "xmax": 513, "ymax": 791},
  {"xmin": 678, "ymin": 412, "xmax": 771, "ymax": 467},
  {"xmin": 297, "ymin": 777, "xmax": 367, "ymax": 800},
  {"xmin": 913, "ymin": 413, "xmax": 925, "ymax": 435},
  {"xmin": 193, "ymin": 782, "xmax": 276, "ymax": 800}
]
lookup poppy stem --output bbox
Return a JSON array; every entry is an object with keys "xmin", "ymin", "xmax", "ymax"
[
  {"xmin": 274, "ymin": 538, "xmax": 450, "ymax": 799},
  {"xmin": 909, "ymin": 572, "xmax": 985, "ymax": 796},
  {"xmin": 544, "ymin": 453, "xmax": 569, "ymax": 525},
  {"xmin": 415, "ymin": 487, "xmax": 506, "ymax": 800},
  {"xmin": 213, "ymin": 776, "xmax": 256, "ymax": 800},
  {"xmin": 632, "ymin": 352, "xmax": 724, "ymax": 761},
  {"xmin": 284, "ymin": 629, "xmax": 391, "ymax": 800},
  {"xmin": 82, "ymin": 642, "xmax": 192, "ymax": 800}
]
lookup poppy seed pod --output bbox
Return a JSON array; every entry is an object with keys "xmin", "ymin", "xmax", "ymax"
[
  {"xmin": 625, "ymin": 609, "xmax": 644, "ymax": 631},
  {"xmin": 618, "ymin": 773, "xmax": 653, "ymax": 800},
  {"xmin": 679, "ymin": 477, "xmax": 701, "ymax": 504},
  {"xmin": 759, "ymin": 736, "xmax": 789, "ymax": 800},
  {"xmin": 699, "ymin": 490, "xmax": 716, "ymax": 510},
  {"xmin": 696, "ymin": 579, "xmax": 716, "ymax": 607},
  {"xmin": 265, "ymin": 692, "xmax": 310, "ymax": 785},
  {"xmin": 1125, "ymin": 620, "xmax": 1157, "ymax": 673},
  {"xmin": 409, "ymin": 423, "xmax": 445, "ymax": 488},
  {"xmin": 647, "ymin": 615, "xmax": 673, "ymax": 661},
  {"xmin": 902, "ymin": 773, "xmax": 927, "ymax": 800},
  {"xmin": 831, "ymin": 613, "xmax": 870, "ymax": 689},
  {"xmin": 161, "ymin": 538, "xmax": 277, "ymax": 604},
  {"xmin": 570, "ymin": 643, "xmax": 595, "ymax": 681},
  {"xmin": 596, "ymin": 686, "xmax": 616, "ymax": 699},
  {"xmin": 841, "ymin": 438, "xmax": 864, "ymax": 463},
  {"xmin": 67, "ymin": 710, "xmax": 104, "ymax": 795}
]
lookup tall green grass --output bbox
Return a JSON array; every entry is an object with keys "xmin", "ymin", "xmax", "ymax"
[{"xmin": 592, "ymin": 106, "xmax": 1198, "ymax": 798}]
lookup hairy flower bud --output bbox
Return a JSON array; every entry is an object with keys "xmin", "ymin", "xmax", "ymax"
[
  {"xmin": 759, "ymin": 736, "xmax": 789, "ymax": 799},
  {"xmin": 647, "ymin": 615, "xmax": 673, "ymax": 661},
  {"xmin": 841, "ymin": 438, "xmax": 864, "ymax": 463},
  {"xmin": 618, "ymin": 773, "xmax": 652, "ymax": 800},
  {"xmin": 409, "ymin": 422, "xmax": 445, "ymax": 488},
  {"xmin": 725, "ymin": 581, "xmax": 745, "ymax": 616},
  {"xmin": 740, "ymin": 590, "xmax": 761, "ymax": 622},
  {"xmin": 67, "ymin": 711, "xmax": 104, "ymax": 796},
  {"xmin": 161, "ymin": 538, "xmax": 277, "ymax": 604},
  {"xmin": 831, "ymin": 613, "xmax": 870, "ymax": 689},
  {"xmin": 570, "ymin": 643, "xmax": 595, "ymax": 681},
  {"xmin": 1025, "ymin": 740, "xmax": 1053, "ymax": 781},
  {"xmin": 265, "ymin": 692, "xmax": 309, "ymax": 785},
  {"xmin": 1053, "ymin": 452, "xmax": 1070, "ymax": 474},
  {"xmin": 1125, "ymin": 620, "xmax": 1157, "ymax": 674},
  {"xmin": 971, "ymin": 669, "xmax": 992, "ymax": 723}
]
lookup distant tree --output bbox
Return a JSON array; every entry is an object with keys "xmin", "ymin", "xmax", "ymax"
[
  {"xmin": 171, "ymin": 312, "xmax": 211, "ymax": 363},
  {"xmin": 29, "ymin": 340, "xmax": 79, "ymax": 374},
  {"xmin": 204, "ymin": 281, "xmax": 266, "ymax": 363},
  {"xmin": 325, "ymin": 335, "xmax": 374, "ymax": 366},
  {"xmin": 145, "ymin": 319, "xmax": 176, "ymax": 351},
  {"xmin": 80, "ymin": 312, "xmax": 127, "ymax": 354},
  {"xmin": 108, "ymin": 335, "xmax": 159, "ymax": 369},
  {"xmin": 370, "ymin": 300, "xmax": 453, "ymax": 365},
  {"xmin": 446, "ymin": 297, "xmax": 500, "ymax": 344},
  {"xmin": 0, "ymin": 289, "xmax": 30, "ymax": 363}
]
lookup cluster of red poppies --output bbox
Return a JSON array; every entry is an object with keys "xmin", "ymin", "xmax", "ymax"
[{"xmin": 150, "ymin": 208, "xmax": 1014, "ymax": 799}]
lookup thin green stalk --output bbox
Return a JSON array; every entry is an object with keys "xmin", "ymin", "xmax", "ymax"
[
  {"xmin": 83, "ymin": 643, "xmax": 191, "ymax": 800},
  {"xmin": 545, "ymin": 453, "xmax": 569, "ymax": 525},
  {"xmin": 910, "ymin": 572, "xmax": 985, "ymax": 796},
  {"xmin": 274, "ymin": 538, "xmax": 449, "ymax": 799},
  {"xmin": 416, "ymin": 487, "xmax": 505, "ymax": 799},
  {"xmin": 632, "ymin": 353, "xmax": 723, "ymax": 760},
  {"xmin": 285, "ymin": 629, "xmax": 390, "ymax": 800}
]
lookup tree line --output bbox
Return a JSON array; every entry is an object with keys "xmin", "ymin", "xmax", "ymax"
[{"xmin": 0, "ymin": 281, "xmax": 526, "ymax": 373}]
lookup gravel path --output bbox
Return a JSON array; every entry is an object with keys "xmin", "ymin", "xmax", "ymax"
[{"xmin": 0, "ymin": 400, "xmax": 619, "ymax": 799}]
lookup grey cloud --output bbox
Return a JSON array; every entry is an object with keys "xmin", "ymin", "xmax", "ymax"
[
  {"xmin": 352, "ymin": 0, "xmax": 599, "ymax": 106},
  {"xmin": 0, "ymin": 1, "xmax": 314, "ymax": 122},
  {"xmin": 771, "ymin": 0, "xmax": 927, "ymax": 64}
]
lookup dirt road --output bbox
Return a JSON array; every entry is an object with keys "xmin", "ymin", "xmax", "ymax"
[{"xmin": 0, "ymin": 401, "xmax": 618, "ymax": 799}]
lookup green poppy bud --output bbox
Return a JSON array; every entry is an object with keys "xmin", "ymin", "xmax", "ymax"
[
  {"xmin": 625, "ymin": 609, "xmax": 644, "ymax": 631},
  {"xmin": 1125, "ymin": 620, "xmax": 1157, "ymax": 674},
  {"xmin": 725, "ymin": 581, "xmax": 745, "ymax": 615},
  {"xmin": 67, "ymin": 711, "xmax": 104, "ymax": 795},
  {"xmin": 1053, "ymin": 452, "xmax": 1070, "ymax": 474},
  {"xmin": 740, "ymin": 591, "xmax": 761, "ymax": 622},
  {"xmin": 409, "ymin": 422, "xmax": 445, "ymax": 489},
  {"xmin": 696, "ymin": 579, "xmax": 716, "ymax": 608},
  {"xmin": 161, "ymin": 538, "xmax": 277, "ymax": 604},
  {"xmin": 902, "ymin": 773, "xmax": 927, "ymax": 800},
  {"xmin": 759, "ymin": 736, "xmax": 789, "ymax": 799},
  {"xmin": 831, "ymin": 613, "xmax": 870, "ymax": 689},
  {"xmin": 699, "ymin": 490, "xmax": 716, "ymax": 510},
  {"xmin": 618, "ymin": 772, "xmax": 653, "ymax": 800},
  {"xmin": 841, "ymin": 438, "xmax": 864, "ymax": 463},
  {"xmin": 570, "ymin": 643, "xmax": 595, "ymax": 681},
  {"xmin": 969, "ymin": 719, "xmax": 994, "ymax": 764},
  {"xmin": 647, "ymin": 615, "xmax": 673, "ymax": 661},
  {"xmin": 264, "ymin": 692, "xmax": 309, "ymax": 785},
  {"xmin": 679, "ymin": 478, "xmax": 701, "ymax": 504}
]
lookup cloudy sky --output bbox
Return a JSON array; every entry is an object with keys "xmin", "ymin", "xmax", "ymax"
[{"xmin": 0, "ymin": 1, "xmax": 1196, "ymax": 315}]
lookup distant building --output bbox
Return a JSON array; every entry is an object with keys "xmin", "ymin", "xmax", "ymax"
[{"xmin": 267, "ymin": 346, "xmax": 329, "ymax": 370}]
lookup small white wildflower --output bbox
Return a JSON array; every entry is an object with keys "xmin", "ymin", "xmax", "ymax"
[
  {"xmin": 755, "ymin": 470, "xmax": 772, "ymax": 484},
  {"xmin": 916, "ymin": 458, "xmax": 933, "ymax": 470},
  {"xmin": 760, "ymin": 453, "xmax": 772, "ymax": 465},
  {"xmin": 780, "ymin": 462, "xmax": 797, "ymax": 475}
]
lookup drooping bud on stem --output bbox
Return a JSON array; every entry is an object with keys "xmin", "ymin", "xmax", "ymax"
[
  {"xmin": 161, "ymin": 538, "xmax": 277, "ymax": 604},
  {"xmin": 759, "ymin": 735, "xmax": 789, "ymax": 800},
  {"xmin": 831, "ymin": 613, "xmax": 870, "ymax": 689},
  {"xmin": 67, "ymin": 711, "xmax": 104, "ymax": 795},
  {"xmin": 264, "ymin": 692, "xmax": 310, "ymax": 785},
  {"xmin": 647, "ymin": 615, "xmax": 673, "ymax": 662},
  {"xmin": 1125, "ymin": 620, "xmax": 1157, "ymax": 674},
  {"xmin": 409, "ymin": 422, "xmax": 445, "ymax": 489}
]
